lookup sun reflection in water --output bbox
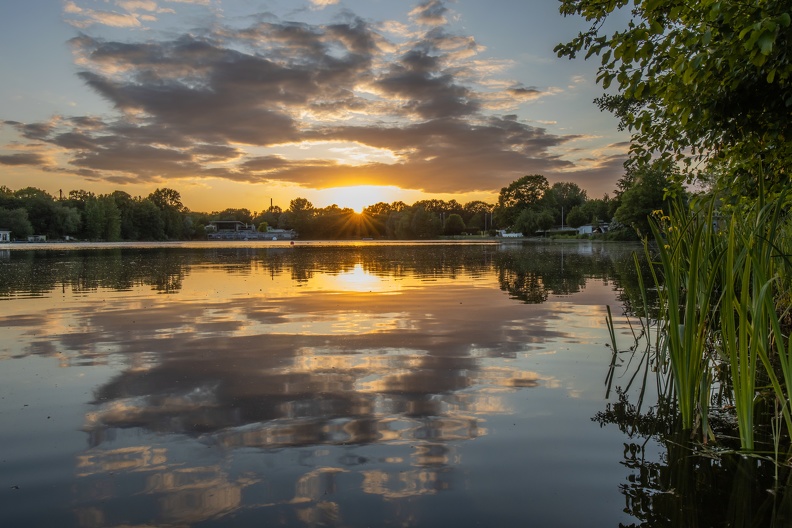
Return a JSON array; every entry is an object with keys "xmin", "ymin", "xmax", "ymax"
[{"xmin": 331, "ymin": 264, "xmax": 392, "ymax": 293}]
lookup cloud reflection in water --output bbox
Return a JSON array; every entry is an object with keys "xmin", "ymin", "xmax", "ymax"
[{"xmin": 0, "ymin": 243, "xmax": 634, "ymax": 527}]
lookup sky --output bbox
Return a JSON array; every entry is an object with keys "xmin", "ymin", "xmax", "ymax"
[{"xmin": 0, "ymin": 0, "xmax": 630, "ymax": 213}]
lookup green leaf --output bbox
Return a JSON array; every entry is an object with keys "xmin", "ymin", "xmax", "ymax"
[{"xmin": 757, "ymin": 32, "xmax": 774, "ymax": 55}]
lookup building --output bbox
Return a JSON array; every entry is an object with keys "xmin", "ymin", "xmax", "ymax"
[
  {"xmin": 576, "ymin": 223, "xmax": 609, "ymax": 236},
  {"xmin": 496, "ymin": 230, "xmax": 523, "ymax": 238},
  {"xmin": 206, "ymin": 221, "xmax": 296, "ymax": 240},
  {"xmin": 0, "ymin": 228, "xmax": 10, "ymax": 242}
]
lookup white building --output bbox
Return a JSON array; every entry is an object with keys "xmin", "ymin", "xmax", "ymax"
[
  {"xmin": 496, "ymin": 230, "xmax": 523, "ymax": 238},
  {"xmin": 0, "ymin": 228, "xmax": 10, "ymax": 242}
]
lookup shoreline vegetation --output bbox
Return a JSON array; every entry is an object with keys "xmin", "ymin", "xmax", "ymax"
[
  {"xmin": 554, "ymin": 0, "xmax": 792, "ymax": 479},
  {"xmin": 0, "ymin": 172, "xmax": 667, "ymax": 243}
]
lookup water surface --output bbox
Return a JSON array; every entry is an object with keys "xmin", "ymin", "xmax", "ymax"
[{"xmin": 0, "ymin": 241, "xmax": 679, "ymax": 526}]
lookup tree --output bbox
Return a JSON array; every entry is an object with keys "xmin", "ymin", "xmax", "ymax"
[
  {"xmin": 514, "ymin": 208, "xmax": 554, "ymax": 236},
  {"xmin": 213, "ymin": 208, "xmax": 253, "ymax": 224},
  {"xmin": 14, "ymin": 187, "xmax": 59, "ymax": 237},
  {"xmin": 0, "ymin": 208, "xmax": 33, "ymax": 239},
  {"xmin": 497, "ymin": 174, "xmax": 549, "ymax": 227},
  {"xmin": 148, "ymin": 188, "xmax": 184, "ymax": 212},
  {"xmin": 134, "ymin": 199, "xmax": 166, "ymax": 240},
  {"xmin": 287, "ymin": 197, "xmax": 315, "ymax": 236},
  {"xmin": 443, "ymin": 214, "xmax": 466, "ymax": 236},
  {"xmin": 579, "ymin": 196, "xmax": 611, "ymax": 224},
  {"xmin": 613, "ymin": 162, "xmax": 680, "ymax": 236},
  {"xmin": 410, "ymin": 205, "xmax": 442, "ymax": 239},
  {"xmin": 543, "ymin": 182, "xmax": 587, "ymax": 224},
  {"xmin": 84, "ymin": 195, "xmax": 121, "ymax": 241},
  {"xmin": 498, "ymin": 175, "xmax": 549, "ymax": 209},
  {"xmin": 254, "ymin": 206, "xmax": 282, "ymax": 231},
  {"xmin": 54, "ymin": 204, "xmax": 82, "ymax": 237},
  {"xmin": 565, "ymin": 206, "xmax": 588, "ymax": 228},
  {"xmin": 111, "ymin": 191, "xmax": 138, "ymax": 240},
  {"xmin": 148, "ymin": 188, "xmax": 184, "ymax": 239},
  {"xmin": 555, "ymin": 0, "xmax": 792, "ymax": 193}
]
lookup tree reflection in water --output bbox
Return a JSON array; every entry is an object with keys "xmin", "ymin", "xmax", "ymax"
[
  {"xmin": 596, "ymin": 388, "xmax": 792, "ymax": 527},
  {"xmin": 0, "ymin": 241, "xmax": 693, "ymax": 527}
]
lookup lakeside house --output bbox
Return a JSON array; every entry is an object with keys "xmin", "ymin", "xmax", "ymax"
[
  {"xmin": 207, "ymin": 221, "xmax": 297, "ymax": 240},
  {"xmin": 0, "ymin": 228, "xmax": 10, "ymax": 242},
  {"xmin": 576, "ymin": 223, "xmax": 609, "ymax": 236},
  {"xmin": 27, "ymin": 235, "xmax": 47, "ymax": 242},
  {"xmin": 496, "ymin": 229, "xmax": 523, "ymax": 238}
]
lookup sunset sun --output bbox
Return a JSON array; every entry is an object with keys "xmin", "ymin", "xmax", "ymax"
[{"xmin": 322, "ymin": 185, "xmax": 404, "ymax": 213}]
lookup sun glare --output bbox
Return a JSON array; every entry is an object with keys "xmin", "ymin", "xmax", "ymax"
[{"xmin": 322, "ymin": 185, "xmax": 401, "ymax": 213}]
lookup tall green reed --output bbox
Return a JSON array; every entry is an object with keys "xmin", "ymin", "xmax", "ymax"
[
  {"xmin": 645, "ymin": 198, "xmax": 722, "ymax": 438},
  {"xmin": 632, "ymin": 189, "xmax": 792, "ymax": 451},
  {"xmin": 717, "ymin": 193, "xmax": 792, "ymax": 450}
]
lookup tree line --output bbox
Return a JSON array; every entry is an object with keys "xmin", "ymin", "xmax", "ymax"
[{"xmin": 0, "ymin": 169, "xmax": 671, "ymax": 241}]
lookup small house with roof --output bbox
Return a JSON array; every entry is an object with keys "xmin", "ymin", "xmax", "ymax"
[
  {"xmin": 206, "ymin": 221, "xmax": 296, "ymax": 240},
  {"xmin": 0, "ymin": 228, "xmax": 10, "ymax": 243}
]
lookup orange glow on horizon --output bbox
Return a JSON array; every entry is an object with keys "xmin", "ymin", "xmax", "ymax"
[{"xmin": 319, "ymin": 185, "xmax": 407, "ymax": 213}]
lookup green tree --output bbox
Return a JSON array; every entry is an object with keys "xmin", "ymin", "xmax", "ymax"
[
  {"xmin": 579, "ymin": 196, "xmax": 612, "ymax": 224},
  {"xmin": 463, "ymin": 200, "xmax": 493, "ymax": 232},
  {"xmin": 287, "ymin": 197, "xmax": 315, "ymax": 237},
  {"xmin": 148, "ymin": 188, "xmax": 185, "ymax": 239},
  {"xmin": 497, "ymin": 174, "xmax": 549, "ymax": 227},
  {"xmin": 613, "ymin": 162, "xmax": 680, "ymax": 236},
  {"xmin": 410, "ymin": 205, "xmax": 442, "ymax": 239},
  {"xmin": 565, "ymin": 206, "xmax": 589, "ymax": 228},
  {"xmin": 213, "ymin": 208, "xmax": 253, "ymax": 224},
  {"xmin": 112, "ymin": 191, "xmax": 139, "ymax": 240},
  {"xmin": 0, "ymin": 207, "xmax": 34, "ymax": 239},
  {"xmin": 54, "ymin": 204, "xmax": 82, "ymax": 237},
  {"xmin": 443, "ymin": 213, "xmax": 466, "ymax": 236},
  {"xmin": 253, "ymin": 205, "xmax": 282, "ymax": 232},
  {"xmin": 543, "ymin": 181, "xmax": 587, "ymax": 224},
  {"xmin": 84, "ymin": 195, "xmax": 121, "ymax": 241},
  {"xmin": 14, "ymin": 187, "xmax": 59, "ymax": 237},
  {"xmin": 514, "ymin": 208, "xmax": 554, "ymax": 236},
  {"xmin": 555, "ymin": 0, "xmax": 792, "ymax": 192},
  {"xmin": 134, "ymin": 198, "xmax": 166, "ymax": 240}
]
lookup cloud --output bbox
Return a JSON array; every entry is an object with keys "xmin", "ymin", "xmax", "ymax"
[
  {"xmin": 409, "ymin": 0, "xmax": 450, "ymax": 26},
  {"xmin": 64, "ymin": 0, "xmax": 176, "ymax": 29},
  {"xmin": 64, "ymin": 1, "xmax": 143, "ymax": 28},
  {"xmin": 309, "ymin": 0, "xmax": 340, "ymax": 8},
  {"xmin": 4, "ymin": 1, "xmax": 622, "ymax": 197},
  {"xmin": 0, "ymin": 153, "xmax": 47, "ymax": 166}
]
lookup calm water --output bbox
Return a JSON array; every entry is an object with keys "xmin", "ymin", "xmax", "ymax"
[{"xmin": 0, "ymin": 242, "xmax": 786, "ymax": 527}]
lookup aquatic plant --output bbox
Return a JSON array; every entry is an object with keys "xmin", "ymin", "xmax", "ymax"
[
  {"xmin": 645, "ymin": 198, "xmax": 722, "ymax": 439},
  {"xmin": 610, "ymin": 188, "xmax": 792, "ymax": 453}
]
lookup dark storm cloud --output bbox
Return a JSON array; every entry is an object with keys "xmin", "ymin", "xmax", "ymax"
[{"xmin": 3, "ymin": 0, "xmax": 605, "ymax": 194}]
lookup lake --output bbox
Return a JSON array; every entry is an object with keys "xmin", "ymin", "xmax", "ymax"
[{"xmin": 0, "ymin": 241, "xmax": 788, "ymax": 527}]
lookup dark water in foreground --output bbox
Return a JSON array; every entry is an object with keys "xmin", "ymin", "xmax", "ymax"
[{"xmin": 0, "ymin": 241, "xmax": 788, "ymax": 527}]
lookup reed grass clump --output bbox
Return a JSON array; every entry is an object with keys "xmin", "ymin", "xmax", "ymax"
[{"xmin": 617, "ymin": 189, "xmax": 792, "ymax": 454}]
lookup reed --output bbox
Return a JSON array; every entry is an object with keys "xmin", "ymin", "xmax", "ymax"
[
  {"xmin": 645, "ymin": 198, "xmax": 722, "ymax": 437},
  {"xmin": 629, "ymin": 188, "xmax": 792, "ymax": 451},
  {"xmin": 717, "ymin": 193, "xmax": 792, "ymax": 450}
]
